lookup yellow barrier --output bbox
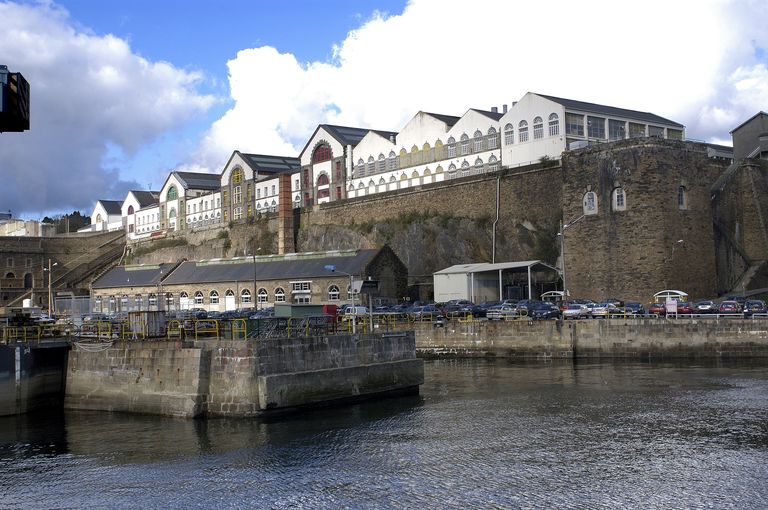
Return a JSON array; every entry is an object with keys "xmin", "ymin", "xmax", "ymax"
[
  {"xmin": 194, "ymin": 319, "xmax": 219, "ymax": 340},
  {"xmin": 231, "ymin": 318, "xmax": 247, "ymax": 340},
  {"xmin": 167, "ymin": 319, "xmax": 184, "ymax": 339}
]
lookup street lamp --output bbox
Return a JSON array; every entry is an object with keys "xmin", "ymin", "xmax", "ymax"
[
  {"xmin": 557, "ymin": 215, "xmax": 584, "ymax": 299},
  {"xmin": 250, "ymin": 244, "xmax": 261, "ymax": 310},
  {"xmin": 325, "ymin": 264, "xmax": 356, "ymax": 334},
  {"xmin": 43, "ymin": 259, "xmax": 58, "ymax": 315}
]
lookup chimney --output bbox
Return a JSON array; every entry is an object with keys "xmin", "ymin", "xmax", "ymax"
[
  {"xmin": 491, "ymin": 106, "xmax": 498, "ymax": 113},
  {"xmin": 502, "ymin": 104, "xmax": 508, "ymax": 113},
  {"xmin": 277, "ymin": 173, "xmax": 295, "ymax": 255}
]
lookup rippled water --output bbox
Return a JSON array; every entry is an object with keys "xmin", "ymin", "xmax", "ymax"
[{"xmin": 1, "ymin": 360, "xmax": 767, "ymax": 509}]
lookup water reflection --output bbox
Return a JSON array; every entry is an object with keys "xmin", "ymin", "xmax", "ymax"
[{"xmin": 0, "ymin": 360, "xmax": 766, "ymax": 509}]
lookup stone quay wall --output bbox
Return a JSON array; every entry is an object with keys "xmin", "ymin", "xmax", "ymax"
[
  {"xmin": 410, "ymin": 318, "xmax": 768, "ymax": 359},
  {"xmin": 0, "ymin": 343, "xmax": 69, "ymax": 416},
  {"xmin": 65, "ymin": 332, "xmax": 424, "ymax": 418}
]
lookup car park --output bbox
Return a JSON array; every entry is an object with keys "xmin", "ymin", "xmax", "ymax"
[
  {"xmin": 623, "ymin": 302, "xmax": 646, "ymax": 316},
  {"xmin": 486, "ymin": 304, "xmax": 519, "ymax": 320},
  {"xmin": 590, "ymin": 302, "xmax": 618, "ymax": 318}
]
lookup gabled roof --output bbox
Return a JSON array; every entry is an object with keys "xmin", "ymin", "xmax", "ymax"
[
  {"xmin": 98, "ymin": 200, "xmax": 123, "ymax": 215},
  {"xmin": 730, "ymin": 111, "xmax": 768, "ymax": 134},
  {"xmin": 161, "ymin": 249, "xmax": 381, "ymax": 285},
  {"xmin": 239, "ymin": 153, "xmax": 301, "ymax": 174},
  {"xmin": 423, "ymin": 112, "xmax": 461, "ymax": 127},
  {"xmin": 536, "ymin": 93, "xmax": 684, "ymax": 128},
  {"xmin": 130, "ymin": 190, "xmax": 159, "ymax": 208},
  {"xmin": 173, "ymin": 171, "xmax": 221, "ymax": 190},
  {"xmin": 92, "ymin": 263, "xmax": 180, "ymax": 289},
  {"xmin": 301, "ymin": 124, "xmax": 397, "ymax": 157},
  {"xmin": 470, "ymin": 108, "xmax": 504, "ymax": 121}
]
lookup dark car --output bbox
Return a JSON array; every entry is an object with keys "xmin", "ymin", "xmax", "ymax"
[
  {"xmin": 718, "ymin": 300, "xmax": 741, "ymax": 314},
  {"xmin": 529, "ymin": 303, "xmax": 561, "ymax": 320},
  {"xmin": 623, "ymin": 302, "xmax": 646, "ymax": 316},
  {"xmin": 743, "ymin": 299, "xmax": 767, "ymax": 317}
]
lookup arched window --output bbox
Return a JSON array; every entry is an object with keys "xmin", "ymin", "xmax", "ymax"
[
  {"xmin": 240, "ymin": 289, "xmax": 252, "ymax": 304},
  {"xmin": 411, "ymin": 170, "xmax": 419, "ymax": 179},
  {"xmin": 166, "ymin": 293, "xmax": 174, "ymax": 309},
  {"xmin": 121, "ymin": 294, "xmax": 129, "ymax": 308},
  {"xmin": 134, "ymin": 294, "xmax": 143, "ymax": 309},
  {"xmin": 389, "ymin": 175, "xmax": 397, "ymax": 182},
  {"xmin": 96, "ymin": 214, "xmax": 103, "ymax": 223},
  {"xmin": 388, "ymin": 151, "xmax": 397, "ymax": 170},
  {"xmin": 148, "ymin": 293, "xmax": 157, "ymax": 306},
  {"xmin": 460, "ymin": 134, "xmax": 470, "ymax": 155},
  {"xmin": 312, "ymin": 143, "xmax": 332, "ymax": 163},
  {"xmin": 448, "ymin": 163, "xmax": 457, "ymax": 173},
  {"xmin": 612, "ymin": 187, "xmax": 627, "ymax": 211},
  {"xmin": 548, "ymin": 113, "xmax": 560, "ymax": 136},
  {"xmin": 473, "ymin": 130, "xmax": 483, "ymax": 152},
  {"xmin": 167, "ymin": 185, "xmax": 178, "ymax": 201},
  {"xmin": 678, "ymin": 186, "xmax": 688, "ymax": 210},
  {"xmin": 461, "ymin": 161, "xmax": 471, "ymax": 172},
  {"xmin": 356, "ymin": 158, "xmax": 365, "ymax": 177},
  {"xmin": 274, "ymin": 287, "xmax": 286, "ymax": 302},
  {"xmin": 5, "ymin": 272, "xmax": 14, "ymax": 278},
  {"xmin": 328, "ymin": 285, "xmax": 340, "ymax": 301},
  {"xmin": 233, "ymin": 184, "xmax": 242, "ymax": 204},
  {"xmin": 379, "ymin": 177, "xmax": 386, "ymax": 185},
  {"xmin": 367, "ymin": 156, "xmax": 375, "ymax": 175},
  {"xmin": 474, "ymin": 158, "xmax": 484, "ymax": 173},
  {"xmin": 209, "ymin": 290, "xmax": 219, "ymax": 304},
  {"xmin": 225, "ymin": 289, "xmax": 235, "ymax": 298},
  {"xmin": 358, "ymin": 182, "xmax": 365, "ymax": 189},
  {"xmin": 487, "ymin": 127, "xmax": 498, "ymax": 149},
  {"xmin": 128, "ymin": 205, "xmax": 134, "ymax": 215},
  {"xmin": 447, "ymin": 136, "xmax": 457, "ymax": 158},
  {"xmin": 257, "ymin": 288, "xmax": 268, "ymax": 303},
  {"xmin": 317, "ymin": 173, "xmax": 329, "ymax": 186},
  {"xmin": 231, "ymin": 168, "xmax": 243, "ymax": 185},
  {"xmin": 348, "ymin": 184, "xmax": 355, "ymax": 192},
  {"xmin": 400, "ymin": 173, "xmax": 408, "ymax": 181},
  {"xmin": 194, "ymin": 291, "xmax": 204, "ymax": 305},
  {"xmin": 489, "ymin": 155, "xmax": 499, "ymax": 172},
  {"xmin": 533, "ymin": 117, "xmax": 544, "ymax": 139},
  {"xmin": 504, "ymin": 123, "xmax": 514, "ymax": 145},
  {"xmin": 519, "ymin": 121, "xmax": 529, "ymax": 143},
  {"xmin": 436, "ymin": 166, "xmax": 444, "ymax": 174},
  {"xmin": 583, "ymin": 191, "xmax": 598, "ymax": 215},
  {"xmin": 169, "ymin": 208, "xmax": 176, "ymax": 218},
  {"xmin": 377, "ymin": 154, "xmax": 386, "ymax": 173}
]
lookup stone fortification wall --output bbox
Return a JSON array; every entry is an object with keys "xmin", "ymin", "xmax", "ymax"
[
  {"xmin": 562, "ymin": 139, "xmax": 727, "ymax": 302},
  {"xmin": 411, "ymin": 318, "xmax": 768, "ymax": 359},
  {"xmin": 65, "ymin": 332, "xmax": 423, "ymax": 418}
]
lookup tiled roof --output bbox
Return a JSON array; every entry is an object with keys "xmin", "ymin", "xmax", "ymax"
[
  {"xmin": 131, "ymin": 190, "xmax": 159, "ymax": 208},
  {"xmin": 99, "ymin": 200, "xmax": 123, "ymax": 215},
  {"xmin": 536, "ymin": 94, "xmax": 684, "ymax": 128},
  {"xmin": 92, "ymin": 263, "xmax": 179, "ymax": 289},
  {"xmin": 322, "ymin": 124, "xmax": 373, "ymax": 146},
  {"xmin": 241, "ymin": 153, "xmax": 301, "ymax": 174},
  {"xmin": 161, "ymin": 249, "xmax": 380, "ymax": 285},
  {"xmin": 174, "ymin": 171, "xmax": 221, "ymax": 190}
]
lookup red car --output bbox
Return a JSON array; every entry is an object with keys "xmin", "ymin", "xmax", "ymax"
[
  {"xmin": 718, "ymin": 300, "xmax": 741, "ymax": 314},
  {"xmin": 676, "ymin": 301, "xmax": 694, "ymax": 314},
  {"xmin": 648, "ymin": 302, "xmax": 666, "ymax": 316}
]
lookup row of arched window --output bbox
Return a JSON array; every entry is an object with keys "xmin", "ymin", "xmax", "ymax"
[
  {"xmin": 581, "ymin": 186, "xmax": 688, "ymax": 215},
  {"xmin": 504, "ymin": 114, "xmax": 560, "ymax": 145}
]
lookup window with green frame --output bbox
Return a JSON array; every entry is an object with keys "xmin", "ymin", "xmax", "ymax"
[{"xmin": 167, "ymin": 185, "xmax": 178, "ymax": 200}]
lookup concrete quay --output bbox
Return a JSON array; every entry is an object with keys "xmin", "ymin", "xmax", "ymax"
[
  {"xmin": 64, "ymin": 331, "xmax": 424, "ymax": 418},
  {"xmin": 410, "ymin": 317, "xmax": 768, "ymax": 359}
]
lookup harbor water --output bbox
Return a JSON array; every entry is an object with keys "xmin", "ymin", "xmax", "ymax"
[{"xmin": 1, "ymin": 359, "xmax": 767, "ymax": 509}]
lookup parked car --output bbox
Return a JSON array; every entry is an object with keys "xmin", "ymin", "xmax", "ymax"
[
  {"xmin": 591, "ymin": 302, "xmax": 618, "ymax": 318},
  {"xmin": 623, "ymin": 302, "xmax": 646, "ymax": 316},
  {"xmin": 694, "ymin": 300, "xmax": 716, "ymax": 314},
  {"xmin": 409, "ymin": 305, "xmax": 442, "ymax": 321},
  {"xmin": 648, "ymin": 302, "xmax": 666, "ymax": 316},
  {"xmin": 676, "ymin": 302, "xmax": 694, "ymax": 314},
  {"xmin": 486, "ymin": 305, "xmax": 519, "ymax": 320},
  {"xmin": 563, "ymin": 304, "xmax": 590, "ymax": 320},
  {"xmin": 718, "ymin": 300, "xmax": 741, "ymax": 314},
  {"xmin": 743, "ymin": 299, "xmax": 767, "ymax": 316},
  {"xmin": 530, "ymin": 303, "xmax": 561, "ymax": 320}
]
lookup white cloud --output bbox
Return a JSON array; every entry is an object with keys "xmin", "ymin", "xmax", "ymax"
[
  {"xmin": 197, "ymin": 0, "xmax": 768, "ymax": 168},
  {"xmin": 0, "ymin": 1, "xmax": 214, "ymax": 216}
]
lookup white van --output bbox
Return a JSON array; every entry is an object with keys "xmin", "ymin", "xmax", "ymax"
[{"xmin": 343, "ymin": 306, "xmax": 368, "ymax": 320}]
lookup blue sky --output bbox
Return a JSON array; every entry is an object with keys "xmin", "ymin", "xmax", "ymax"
[{"xmin": 0, "ymin": 0, "xmax": 767, "ymax": 219}]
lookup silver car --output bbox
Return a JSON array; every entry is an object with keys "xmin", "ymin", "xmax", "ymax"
[{"xmin": 563, "ymin": 304, "xmax": 590, "ymax": 319}]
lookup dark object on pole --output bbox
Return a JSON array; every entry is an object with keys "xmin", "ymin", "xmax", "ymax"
[{"xmin": 0, "ymin": 65, "xmax": 30, "ymax": 132}]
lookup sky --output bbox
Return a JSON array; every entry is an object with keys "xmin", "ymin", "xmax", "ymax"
[{"xmin": 0, "ymin": 0, "xmax": 767, "ymax": 220}]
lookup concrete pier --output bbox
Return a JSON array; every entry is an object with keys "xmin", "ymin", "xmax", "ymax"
[
  {"xmin": 65, "ymin": 332, "xmax": 424, "ymax": 418},
  {"xmin": 0, "ymin": 342, "xmax": 69, "ymax": 416}
]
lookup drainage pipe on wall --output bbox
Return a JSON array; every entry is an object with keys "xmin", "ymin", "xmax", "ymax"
[{"xmin": 492, "ymin": 176, "xmax": 500, "ymax": 264}]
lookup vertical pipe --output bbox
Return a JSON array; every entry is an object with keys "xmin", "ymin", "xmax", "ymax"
[{"xmin": 492, "ymin": 176, "xmax": 500, "ymax": 264}]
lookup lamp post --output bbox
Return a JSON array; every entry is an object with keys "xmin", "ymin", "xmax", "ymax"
[
  {"xmin": 325, "ymin": 264, "xmax": 355, "ymax": 334},
  {"xmin": 557, "ymin": 215, "xmax": 584, "ymax": 300},
  {"xmin": 44, "ymin": 259, "xmax": 58, "ymax": 315},
  {"xmin": 251, "ymin": 244, "xmax": 261, "ymax": 310}
]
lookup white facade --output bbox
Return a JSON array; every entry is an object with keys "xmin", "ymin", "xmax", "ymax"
[
  {"xmin": 90, "ymin": 201, "xmax": 123, "ymax": 232},
  {"xmin": 185, "ymin": 191, "xmax": 221, "ymax": 229},
  {"xmin": 132, "ymin": 205, "xmax": 160, "ymax": 238},
  {"xmin": 159, "ymin": 174, "xmax": 184, "ymax": 232}
]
